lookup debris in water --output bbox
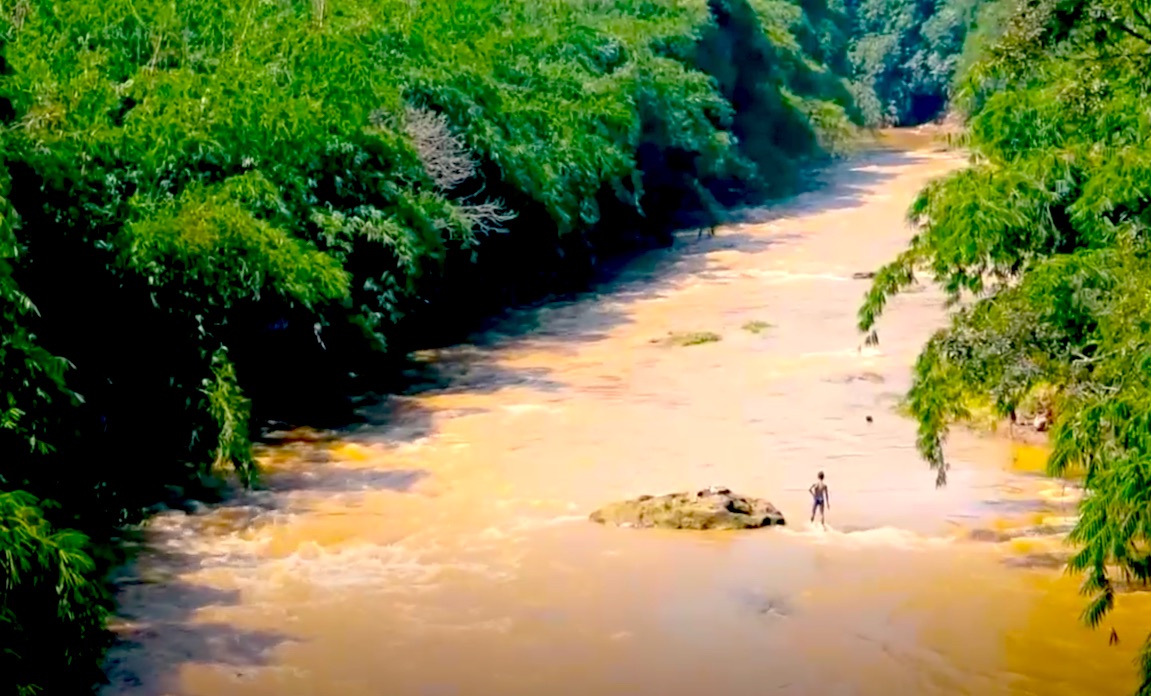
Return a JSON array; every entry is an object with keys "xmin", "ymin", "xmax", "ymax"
[{"xmin": 656, "ymin": 331, "xmax": 722, "ymax": 347}]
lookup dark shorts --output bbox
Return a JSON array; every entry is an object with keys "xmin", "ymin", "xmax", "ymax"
[{"xmin": 812, "ymin": 498, "xmax": 825, "ymax": 514}]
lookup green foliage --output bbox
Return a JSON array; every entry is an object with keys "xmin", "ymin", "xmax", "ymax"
[
  {"xmin": 122, "ymin": 175, "xmax": 352, "ymax": 311},
  {"xmin": 699, "ymin": 0, "xmax": 825, "ymax": 193},
  {"xmin": 859, "ymin": 0, "xmax": 1151, "ymax": 690},
  {"xmin": 0, "ymin": 169, "xmax": 75, "ymax": 468},
  {"xmin": 0, "ymin": 491, "xmax": 110, "ymax": 696},
  {"xmin": 663, "ymin": 330, "xmax": 723, "ymax": 346},
  {"xmin": 846, "ymin": 0, "xmax": 988, "ymax": 125},
  {"xmin": 203, "ymin": 347, "xmax": 256, "ymax": 486},
  {"xmin": 0, "ymin": 0, "xmax": 872, "ymax": 691}
]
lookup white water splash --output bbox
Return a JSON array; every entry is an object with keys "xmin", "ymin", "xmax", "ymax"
[{"xmin": 781, "ymin": 524, "xmax": 953, "ymax": 550}]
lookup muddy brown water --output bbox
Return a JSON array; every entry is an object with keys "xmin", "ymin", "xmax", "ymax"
[{"xmin": 104, "ymin": 145, "xmax": 1150, "ymax": 696}]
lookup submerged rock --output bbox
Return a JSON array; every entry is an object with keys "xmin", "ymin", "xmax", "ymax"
[{"xmin": 590, "ymin": 487, "xmax": 786, "ymax": 530}]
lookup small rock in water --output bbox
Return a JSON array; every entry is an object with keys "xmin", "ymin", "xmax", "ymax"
[
  {"xmin": 590, "ymin": 488, "xmax": 785, "ymax": 530},
  {"xmin": 969, "ymin": 528, "xmax": 1010, "ymax": 543},
  {"xmin": 733, "ymin": 589, "xmax": 795, "ymax": 618},
  {"xmin": 262, "ymin": 425, "xmax": 337, "ymax": 444},
  {"xmin": 866, "ymin": 415, "xmax": 873, "ymax": 423}
]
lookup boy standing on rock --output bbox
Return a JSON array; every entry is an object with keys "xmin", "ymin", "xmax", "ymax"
[{"xmin": 809, "ymin": 471, "xmax": 830, "ymax": 525}]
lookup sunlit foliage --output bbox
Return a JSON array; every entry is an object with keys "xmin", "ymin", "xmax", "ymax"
[{"xmin": 860, "ymin": 0, "xmax": 1151, "ymax": 690}]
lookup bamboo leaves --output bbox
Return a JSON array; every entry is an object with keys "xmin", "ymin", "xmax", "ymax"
[{"xmin": 860, "ymin": 1, "xmax": 1151, "ymax": 689}]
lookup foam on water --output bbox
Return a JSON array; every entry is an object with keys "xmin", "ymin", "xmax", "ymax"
[
  {"xmin": 510, "ymin": 514, "xmax": 587, "ymax": 529},
  {"xmin": 753, "ymin": 270, "xmax": 853, "ymax": 283},
  {"xmin": 780, "ymin": 523, "xmax": 954, "ymax": 549},
  {"xmin": 1038, "ymin": 515, "xmax": 1077, "ymax": 528},
  {"xmin": 475, "ymin": 515, "xmax": 583, "ymax": 541},
  {"xmin": 501, "ymin": 403, "xmax": 561, "ymax": 415},
  {"xmin": 1036, "ymin": 484, "xmax": 1081, "ymax": 505},
  {"xmin": 134, "ymin": 509, "xmax": 598, "ymax": 602},
  {"xmin": 799, "ymin": 346, "xmax": 885, "ymax": 360},
  {"xmin": 177, "ymin": 540, "xmax": 517, "ymax": 603}
]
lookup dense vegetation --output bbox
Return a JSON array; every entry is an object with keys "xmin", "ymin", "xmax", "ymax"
[
  {"xmin": 860, "ymin": 0, "xmax": 1151, "ymax": 690},
  {"xmin": 0, "ymin": 0, "xmax": 879, "ymax": 692},
  {"xmin": 845, "ymin": 0, "xmax": 988, "ymax": 125}
]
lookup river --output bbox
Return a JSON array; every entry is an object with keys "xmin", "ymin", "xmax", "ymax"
[{"xmin": 102, "ymin": 137, "xmax": 1149, "ymax": 696}]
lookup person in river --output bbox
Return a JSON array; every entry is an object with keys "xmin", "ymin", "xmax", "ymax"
[{"xmin": 809, "ymin": 471, "xmax": 830, "ymax": 525}]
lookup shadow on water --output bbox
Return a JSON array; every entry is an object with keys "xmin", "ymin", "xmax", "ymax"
[
  {"xmin": 241, "ymin": 146, "xmax": 938, "ymax": 508},
  {"xmin": 267, "ymin": 464, "xmax": 431, "ymax": 495},
  {"xmin": 1001, "ymin": 553, "xmax": 1069, "ymax": 570},
  {"xmin": 390, "ymin": 355, "xmax": 569, "ymax": 397},
  {"xmin": 245, "ymin": 147, "xmax": 925, "ymax": 448},
  {"xmin": 102, "ymin": 440, "xmax": 436, "ymax": 693},
  {"xmin": 102, "ymin": 147, "xmax": 935, "ymax": 694},
  {"xmin": 245, "ymin": 148, "xmax": 925, "ymax": 450},
  {"xmin": 103, "ymin": 575, "xmax": 295, "ymax": 695},
  {"xmin": 102, "ymin": 462, "xmax": 433, "ymax": 694},
  {"xmin": 237, "ymin": 149, "xmax": 932, "ymax": 486},
  {"xmin": 381, "ymin": 149, "xmax": 927, "ymax": 386}
]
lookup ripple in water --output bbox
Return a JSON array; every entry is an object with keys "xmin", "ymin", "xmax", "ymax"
[{"xmin": 103, "ymin": 148, "xmax": 1146, "ymax": 696}]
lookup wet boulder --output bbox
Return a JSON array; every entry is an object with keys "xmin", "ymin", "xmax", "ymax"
[{"xmin": 590, "ymin": 487, "xmax": 785, "ymax": 530}]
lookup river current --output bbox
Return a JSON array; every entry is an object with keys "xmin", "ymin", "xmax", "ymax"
[{"xmin": 103, "ymin": 137, "xmax": 1148, "ymax": 696}]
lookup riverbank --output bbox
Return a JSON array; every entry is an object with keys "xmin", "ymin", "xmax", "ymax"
[{"xmin": 98, "ymin": 141, "xmax": 1146, "ymax": 696}]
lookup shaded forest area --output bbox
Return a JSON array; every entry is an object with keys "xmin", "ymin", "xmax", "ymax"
[
  {"xmin": 860, "ymin": 0, "xmax": 1151, "ymax": 692},
  {"xmin": 0, "ymin": 0, "xmax": 984, "ymax": 693}
]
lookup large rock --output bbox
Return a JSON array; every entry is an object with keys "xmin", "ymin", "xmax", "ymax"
[{"xmin": 589, "ymin": 487, "xmax": 786, "ymax": 530}]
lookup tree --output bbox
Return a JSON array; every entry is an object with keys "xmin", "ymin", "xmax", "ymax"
[{"xmin": 860, "ymin": 1, "xmax": 1151, "ymax": 691}]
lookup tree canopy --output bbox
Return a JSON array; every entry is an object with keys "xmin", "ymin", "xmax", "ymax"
[{"xmin": 847, "ymin": 0, "xmax": 988, "ymax": 125}]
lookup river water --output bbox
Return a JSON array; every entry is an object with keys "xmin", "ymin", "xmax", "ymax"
[{"xmin": 103, "ymin": 140, "xmax": 1150, "ymax": 696}]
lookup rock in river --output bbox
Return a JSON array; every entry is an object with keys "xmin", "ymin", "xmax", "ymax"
[{"xmin": 589, "ymin": 487, "xmax": 786, "ymax": 530}]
